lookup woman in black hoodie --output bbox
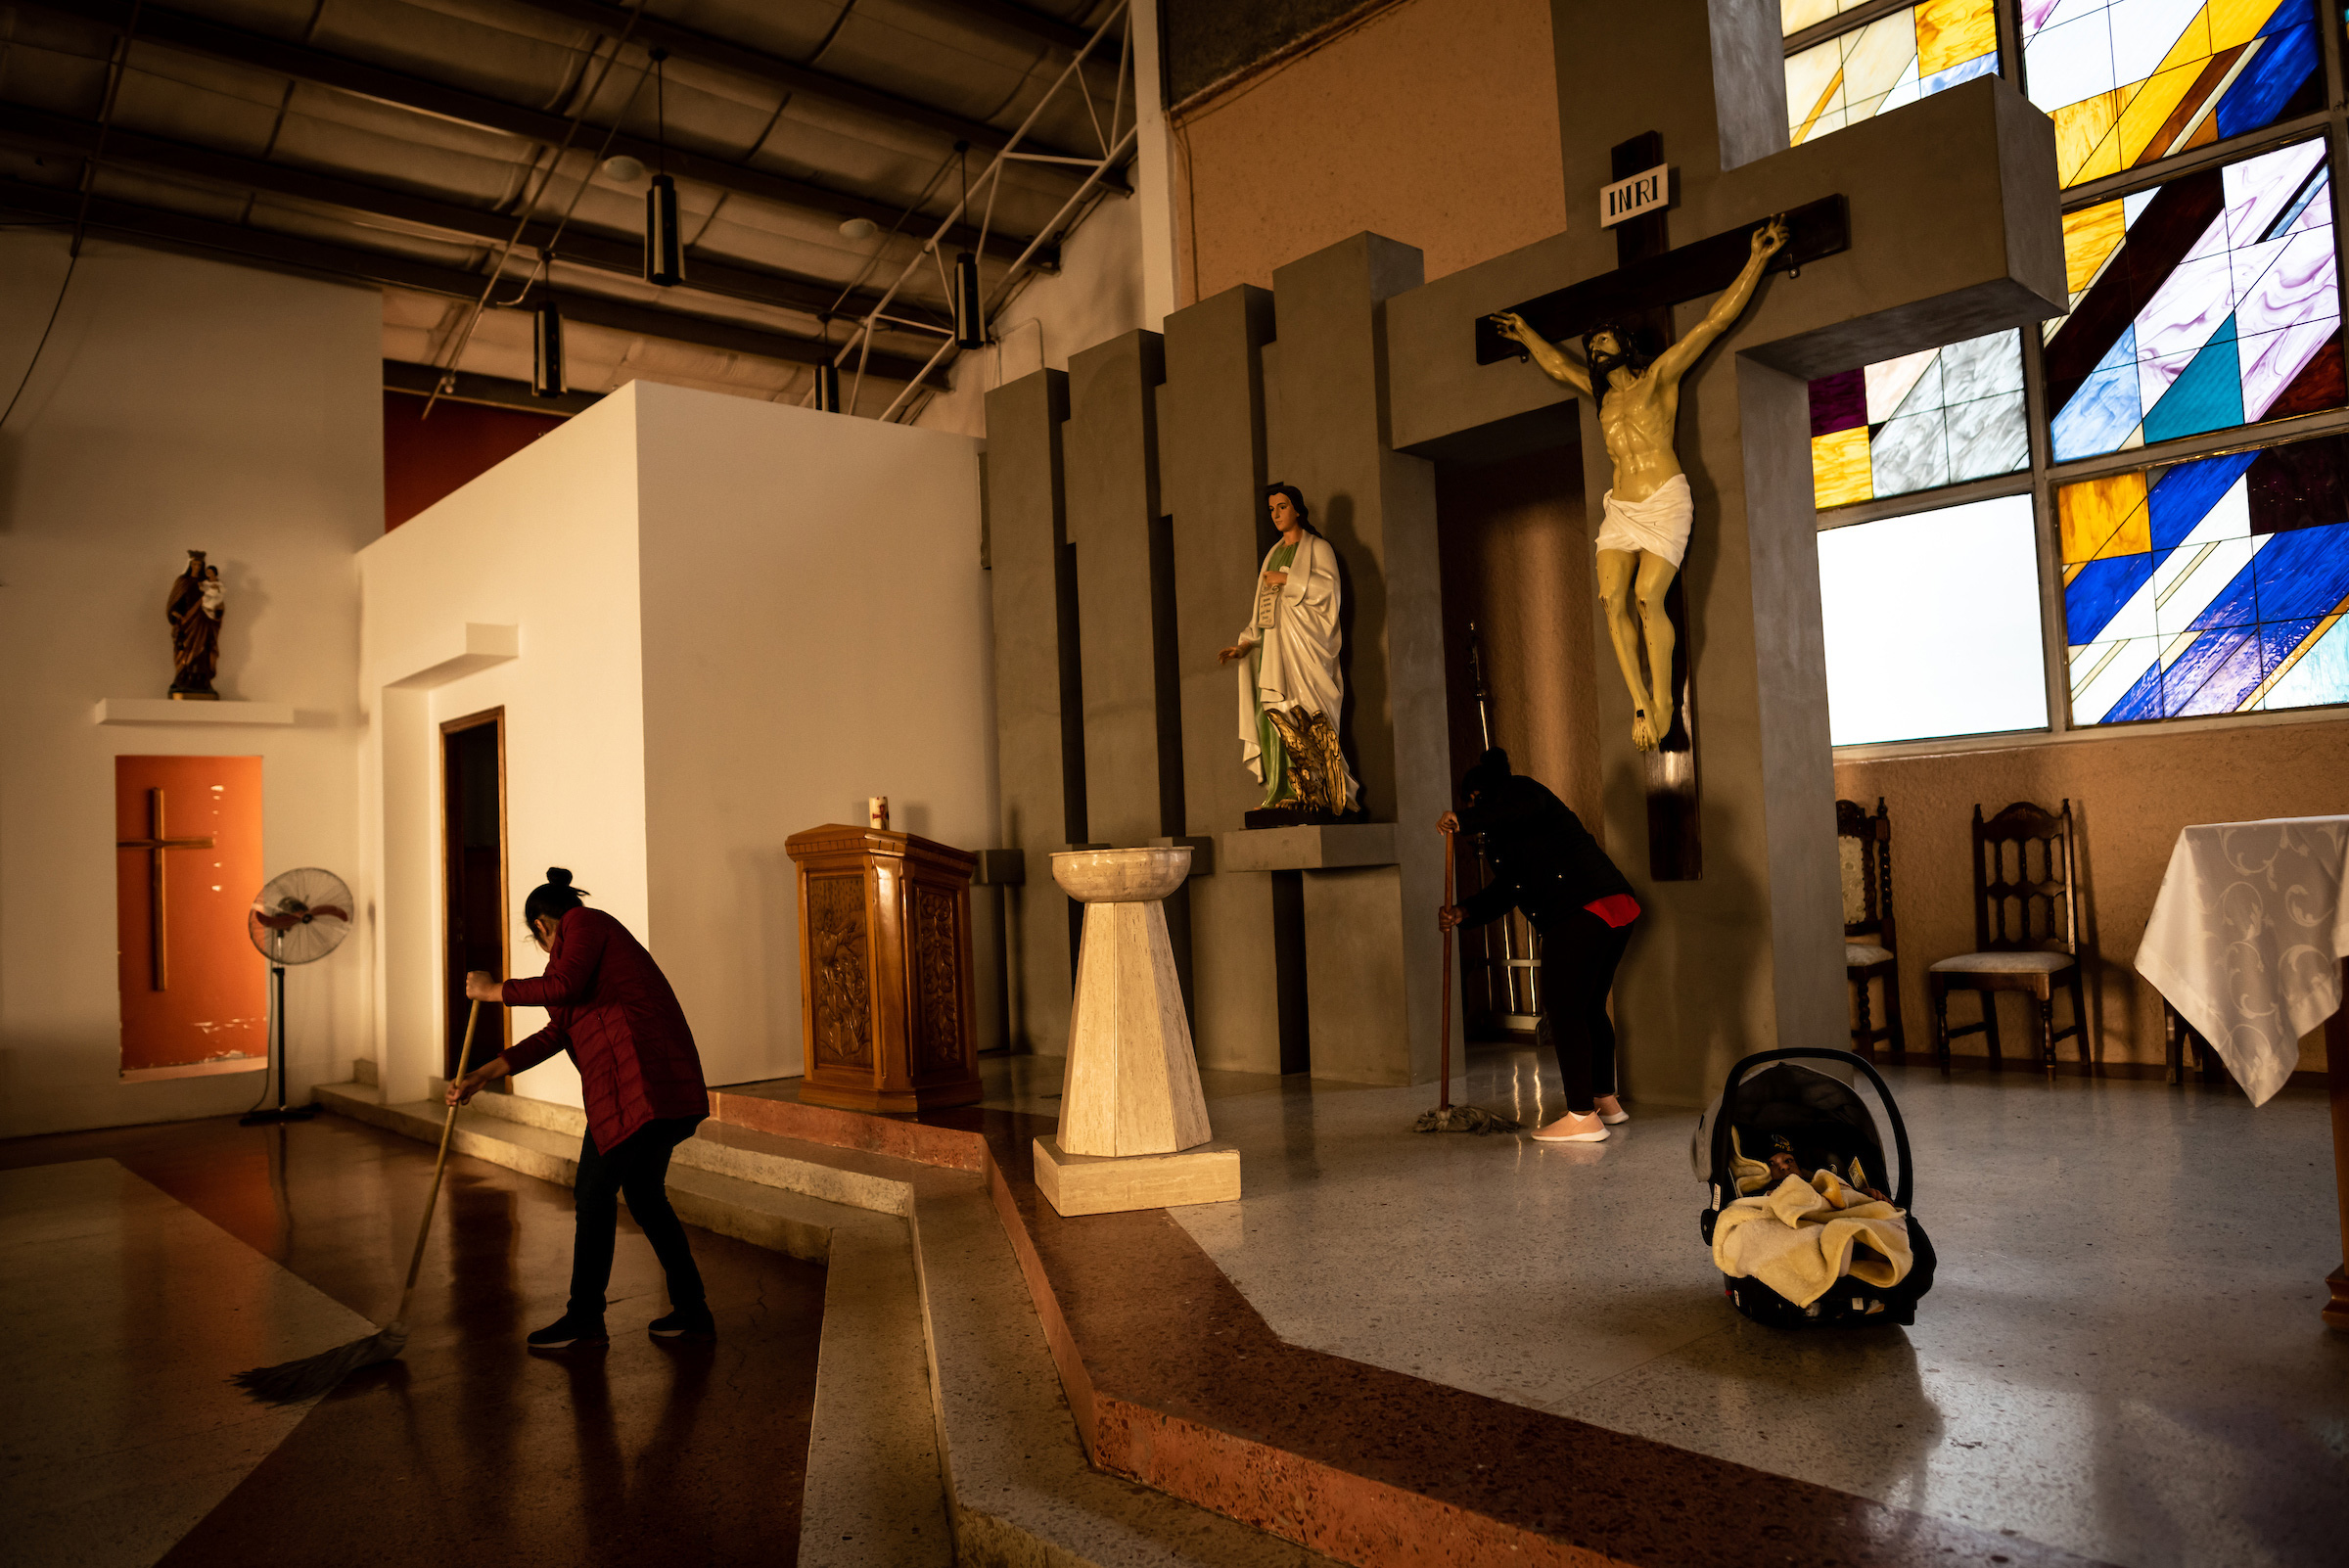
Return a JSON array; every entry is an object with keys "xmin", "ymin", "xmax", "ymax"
[{"xmin": 1439, "ymin": 749, "xmax": 1639, "ymax": 1142}]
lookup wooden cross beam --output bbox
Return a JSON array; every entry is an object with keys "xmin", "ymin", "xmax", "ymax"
[
  {"xmin": 116, "ymin": 787, "xmax": 214, "ymax": 991},
  {"xmin": 1472, "ymin": 194, "xmax": 1850, "ymax": 368}
]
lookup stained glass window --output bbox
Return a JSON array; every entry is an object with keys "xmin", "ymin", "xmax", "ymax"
[
  {"xmin": 2045, "ymin": 138, "xmax": 2343, "ymax": 463},
  {"xmin": 2062, "ymin": 430, "xmax": 2349, "ymax": 721},
  {"xmin": 1819, "ymin": 495, "xmax": 2052, "ymax": 744},
  {"xmin": 1809, "ymin": 330, "xmax": 2028, "ymax": 507},
  {"xmin": 1785, "ymin": 0, "xmax": 2001, "ymax": 148},
  {"xmin": 2020, "ymin": 0, "xmax": 2321, "ymax": 190}
]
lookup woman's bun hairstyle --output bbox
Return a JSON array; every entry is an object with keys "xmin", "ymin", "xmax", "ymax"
[{"xmin": 524, "ymin": 867, "xmax": 590, "ymax": 925}]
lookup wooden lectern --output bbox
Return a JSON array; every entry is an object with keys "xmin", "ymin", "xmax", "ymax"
[{"xmin": 785, "ymin": 824, "xmax": 983, "ymax": 1113}]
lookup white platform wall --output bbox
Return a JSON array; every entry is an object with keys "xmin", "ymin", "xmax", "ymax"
[
  {"xmin": 0, "ymin": 237, "xmax": 379, "ymax": 1137},
  {"xmin": 359, "ymin": 382, "xmax": 994, "ymax": 1105}
]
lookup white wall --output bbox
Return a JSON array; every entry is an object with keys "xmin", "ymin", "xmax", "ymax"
[
  {"xmin": 911, "ymin": 191, "xmax": 1148, "ymax": 438},
  {"xmin": 356, "ymin": 387, "xmax": 649, "ymax": 1110},
  {"xmin": 358, "ymin": 382, "xmax": 995, "ymax": 1101},
  {"xmin": 636, "ymin": 385, "xmax": 996, "ymax": 1085},
  {"xmin": 0, "ymin": 237, "xmax": 379, "ymax": 1137}
]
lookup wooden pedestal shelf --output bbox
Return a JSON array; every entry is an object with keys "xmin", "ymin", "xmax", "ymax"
[{"xmin": 785, "ymin": 823, "xmax": 982, "ymax": 1114}]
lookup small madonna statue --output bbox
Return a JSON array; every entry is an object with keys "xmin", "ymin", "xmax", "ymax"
[
  {"xmin": 167, "ymin": 550, "xmax": 225, "ymax": 700},
  {"xmin": 1216, "ymin": 484, "xmax": 1359, "ymax": 818}
]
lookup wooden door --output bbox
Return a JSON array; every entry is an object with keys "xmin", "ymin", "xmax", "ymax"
[
  {"xmin": 440, "ymin": 710, "xmax": 509, "ymax": 1079},
  {"xmin": 115, "ymin": 755, "xmax": 266, "ymax": 1075}
]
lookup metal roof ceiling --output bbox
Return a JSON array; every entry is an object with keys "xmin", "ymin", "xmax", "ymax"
[{"xmin": 0, "ymin": 0, "xmax": 1133, "ymax": 416}]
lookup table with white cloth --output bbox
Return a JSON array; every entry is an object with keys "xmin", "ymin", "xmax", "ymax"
[{"xmin": 2134, "ymin": 815, "xmax": 2349, "ymax": 1328}]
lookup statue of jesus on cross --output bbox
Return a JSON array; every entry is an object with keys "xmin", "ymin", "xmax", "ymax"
[{"xmin": 1490, "ymin": 215, "xmax": 1789, "ymax": 753}]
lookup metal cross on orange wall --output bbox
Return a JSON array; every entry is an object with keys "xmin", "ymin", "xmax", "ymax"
[{"xmin": 116, "ymin": 787, "xmax": 214, "ymax": 991}]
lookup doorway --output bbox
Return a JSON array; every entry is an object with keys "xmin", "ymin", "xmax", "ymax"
[{"xmin": 441, "ymin": 708, "xmax": 508, "ymax": 1080}]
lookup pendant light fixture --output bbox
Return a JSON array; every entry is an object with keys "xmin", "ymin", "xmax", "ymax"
[
  {"xmin": 644, "ymin": 48, "xmax": 684, "ymax": 287},
  {"xmin": 950, "ymin": 141, "xmax": 985, "ymax": 350},
  {"xmin": 813, "ymin": 360, "xmax": 842, "ymax": 413},
  {"xmin": 531, "ymin": 297, "xmax": 565, "ymax": 397}
]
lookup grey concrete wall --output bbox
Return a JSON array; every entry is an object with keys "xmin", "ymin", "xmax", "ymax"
[
  {"xmin": 1266, "ymin": 234, "xmax": 1454, "ymax": 1085},
  {"xmin": 984, "ymin": 370, "xmax": 1080, "ymax": 1053},
  {"xmin": 1065, "ymin": 332, "xmax": 1175, "ymax": 846},
  {"xmin": 1329, "ymin": 12, "xmax": 2065, "ymax": 1105},
  {"xmin": 1161, "ymin": 285, "xmax": 1298, "ymax": 1074}
]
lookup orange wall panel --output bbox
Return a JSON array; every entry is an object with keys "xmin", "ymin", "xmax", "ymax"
[
  {"xmin": 115, "ymin": 755, "xmax": 267, "ymax": 1071},
  {"xmin": 383, "ymin": 392, "xmax": 566, "ymax": 530}
]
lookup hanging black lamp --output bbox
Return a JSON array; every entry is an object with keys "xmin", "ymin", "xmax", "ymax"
[
  {"xmin": 644, "ymin": 49, "xmax": 685, "ymax": 286},
  {"xmin": 812, "ymin": 360, "xmax": 842, "ymax": 413},
  {"xmin": 951, "ymin": 252, "xmax": 986, "ymax": 349},
  {"xmin": 949, "ymin": 142, "xmax": 985, "ymax": 349},
  {"xmin": 531, "ymin": 294, "xmax": 565, "ymax": 398}
]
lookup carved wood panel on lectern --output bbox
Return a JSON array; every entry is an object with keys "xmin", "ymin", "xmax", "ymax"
[
  {"xmin": 910, "ymin": 883, "xmax": 964, "ymax": 1077},
  {"xmin": 808, "ymin": 874, "xmax": 873, "ymax": 1068}
]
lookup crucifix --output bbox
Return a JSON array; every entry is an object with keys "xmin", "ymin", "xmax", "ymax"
[
  {"xmin": 1477, "ymin": 134, "xmax": 1850, "ymax": 880},
  {"xmin": 1423, "ymin": 4, "xmax": 2063, "ymax": 1091},
  {"xmin": 116, "ymin": 787, "xmax": 214, "ymax": 990}
]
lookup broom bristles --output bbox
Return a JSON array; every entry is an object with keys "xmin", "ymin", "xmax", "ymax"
[
  {"xmin": 229, "ymin": 1320, "xmax": 407, "ymax": 1406},
  {"xmin": 1412, "ymin": 1104, "xmax": 1519, "ymax": 1134}
]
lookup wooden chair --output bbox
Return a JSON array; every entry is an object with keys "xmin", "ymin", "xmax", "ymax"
[
  {"xmin": 1838, "ymin": 796, "xmax": 1903, "ymax": 1058},
  {"xmin": 1929, "ymin": 800, "xmax": 2090, "ymax": 1073}
]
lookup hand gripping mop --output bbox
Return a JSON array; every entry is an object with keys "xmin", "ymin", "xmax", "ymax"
[{"xmin": 231, "ymin": 1000, "xmax": 484, "ymax": 1404}]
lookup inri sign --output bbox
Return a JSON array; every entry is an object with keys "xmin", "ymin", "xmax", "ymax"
[{"xmin": 1600, "ymin": 163, "xmax": 1668, "ymax": 229}]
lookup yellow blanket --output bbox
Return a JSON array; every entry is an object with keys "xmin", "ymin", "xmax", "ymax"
[{"xmin": 1711, "ymin": 1168, "xmax": 1911, "ymax": 1310}]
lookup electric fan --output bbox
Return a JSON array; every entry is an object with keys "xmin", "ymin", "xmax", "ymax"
[{"xmin": 241, "ymin": 867, "xmax": 353, "ymax": 1127}]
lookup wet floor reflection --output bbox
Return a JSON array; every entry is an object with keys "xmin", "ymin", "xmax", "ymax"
[{"xmin": 0, "ymin": 1114, "xmax": 824, "ymax": 1568}]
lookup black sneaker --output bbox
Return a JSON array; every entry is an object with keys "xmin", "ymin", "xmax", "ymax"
[
  {"xmin": 526, "ymin": 1314, "xmax": 608, "ymax": 1350},
  {"xmin": 648, "ymin": 1306, "xmax": 714, "ymax": 1340}
]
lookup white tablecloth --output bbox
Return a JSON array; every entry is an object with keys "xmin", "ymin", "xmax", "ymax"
[{"xmin": 2135, "ymin": 816, "xmax": 2349, "ymax": 1106}]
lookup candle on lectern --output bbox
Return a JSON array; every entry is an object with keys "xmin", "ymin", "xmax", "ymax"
[{"xmin": 868, "ymin": 796, "xmax": 889, "ymax": 831}]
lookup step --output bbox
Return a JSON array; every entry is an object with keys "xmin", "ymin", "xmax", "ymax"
[
  {"xmin": 313, "ymin": 1083, "xmax": 1315, "ymax": 1567},
  {"xmin": 426, "ymin": 1079, "xmax": 924, "ymax": 1218}
]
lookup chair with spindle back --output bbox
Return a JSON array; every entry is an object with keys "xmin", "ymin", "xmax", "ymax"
[
  {"xmin": 1838, "ymin": 797, "xmax": 1903, "ymax": 1058},
  {"xmin": 1928, "ymin": 800, "xmax": 2089, "ymax": 1073}
]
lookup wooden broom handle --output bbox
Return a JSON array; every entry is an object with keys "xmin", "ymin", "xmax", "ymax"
[
  {"xmin": 393, "ymin": 999, "xmax": 481, "ymax": 1322},
  {"xmin": 1439, "ymin": 825, "xmax": 1455, "ymax": 1111}
]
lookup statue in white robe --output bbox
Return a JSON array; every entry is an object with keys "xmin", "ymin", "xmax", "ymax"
[{"xmin": 1217, "ymin": 484, "xmax": 1359, "ymax": 814}]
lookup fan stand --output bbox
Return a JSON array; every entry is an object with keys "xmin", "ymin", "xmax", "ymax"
[{"xmin": 243, "ymin": 931, "xmax": 319, "ymax": 1127}]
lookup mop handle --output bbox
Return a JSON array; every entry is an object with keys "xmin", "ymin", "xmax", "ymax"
[
  {"xmin": 393, "ymin": 998, "xmax": 482, "ymax": 1323},
  {"xmin": 1439, "ymin": 824, "xmax": 1455, "ymax": 1112}
]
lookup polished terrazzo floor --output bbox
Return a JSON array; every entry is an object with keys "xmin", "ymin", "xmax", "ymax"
[
  {"xmin": 0, "ymin": 1115, "xmax": 827, "ymax": 1568},
  {"xmin": 978, "ymin": 1047, "xmax": 2349, "ymax": 1568}
]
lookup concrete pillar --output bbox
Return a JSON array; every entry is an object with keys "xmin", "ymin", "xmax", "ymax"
[
  {"xmin": 983, "ymin": 369, "xmax": 1082, "ymax": 1053},
  {"xmin": 1265, "ymin": 234, "xmax": 1455, "ymax": 1085},
  {"xmin": 1161, "ymin": 285, "xmax": 1303, "ymax": 1074}
]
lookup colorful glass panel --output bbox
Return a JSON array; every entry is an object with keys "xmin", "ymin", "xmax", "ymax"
[
  {"xmin": 2020, "ymin": 0, "xmax": 2321, "ymax": 189},
  {"xmin": 2044, "ymin": 138, "xmax": 2343, "ymax": 463},
  {"xmin": 1808, "ymin": 330, "xmax": 2028, "ymax": 507},
  {"xmin": 1820, "ymin": 494, "xmax": 2051, "ymax": 744},
  {"xmin": 1785, "ymin": 0, "xmax": 2001, "ymax": 148},
  {"xmin": 2061, "ymin": 430, "xmax": 2349, "ymax": 721}
]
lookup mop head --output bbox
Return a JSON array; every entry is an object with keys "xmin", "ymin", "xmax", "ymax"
[
  {"xmin": 230, "ymin": 1320, "xmax": 408, "ymax": 1406},
  {"xmin": 1412, "ymin": 1104, "xmax": 1520, "ymax": 1134}
]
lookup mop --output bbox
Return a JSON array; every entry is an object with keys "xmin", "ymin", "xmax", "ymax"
[
  {"xmin": 231, "ymin": 999, "xmax": 484, "ymax": 1405},
  {"xmin": 1413, "ymin": 823, "xmax": 1518, "ymax": 1134}
]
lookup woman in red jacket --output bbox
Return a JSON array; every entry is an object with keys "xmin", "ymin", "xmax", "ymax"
[{"xmin": 448, "ymin": 869, "xmax": 713, "ymax": 1349}]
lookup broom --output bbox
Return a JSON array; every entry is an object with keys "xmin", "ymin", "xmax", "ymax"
[
  {"xmin": 231, "ymin": 998, "xmax": 484, "ymax": 1405},
  {"xmin": 1414, "ymin": 822, "xmax": 1517, "ymax": 1134}
]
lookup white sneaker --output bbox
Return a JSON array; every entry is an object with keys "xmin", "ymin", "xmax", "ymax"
[
  {"xmin": 1531, "ymin": 1113, "xmax": 1609, "ymax": 1143},
  {"xmin": 1595, "ymin": 1098, "xmax": 1630, "ymax": 1126}
]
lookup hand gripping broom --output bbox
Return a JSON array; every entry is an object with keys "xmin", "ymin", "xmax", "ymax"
[
  {"xmin": 1413, "ymin": 823, "xmax": 1516, "ymax": 1134},
  {"xmin": 231, "ymin": 999, "xmax": 484, "ymax": 1404}
]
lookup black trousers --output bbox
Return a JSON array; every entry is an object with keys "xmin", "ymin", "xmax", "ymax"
[
  {"xmin": 570, "ymin": 1117, "xmax": 706, "ymax": 1321},
  {"xmin": 1534, "ymin": 908, "xmax": 1635, "ymax": 1115}
]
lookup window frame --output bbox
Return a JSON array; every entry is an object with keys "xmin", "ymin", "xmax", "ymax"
[{"xmin": 1790, "ymin": 0, "xmax": 2349, "ymax": 754}]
